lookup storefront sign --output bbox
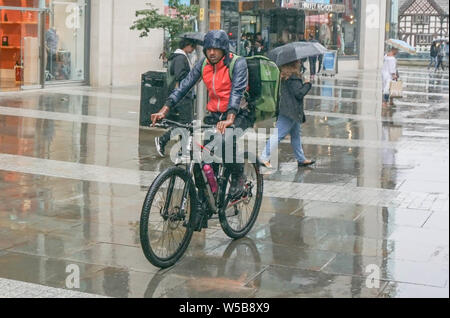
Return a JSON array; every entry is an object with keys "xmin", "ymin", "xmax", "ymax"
[
  {"xmin": 282, "ymin": 0, "xmax": 345, "ymax": 13},
  {"xmin": 322, "ymin": 50, "xmax": 338, "ymax": 75}
]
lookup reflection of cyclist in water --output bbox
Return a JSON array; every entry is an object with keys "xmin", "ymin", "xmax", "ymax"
[{"xmin": 143, "ymin": 238, "xmax": 261, "ymax": 298}]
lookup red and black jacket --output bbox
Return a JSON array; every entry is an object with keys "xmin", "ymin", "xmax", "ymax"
[{"xmin": 166, "ymin": 31, "xmax": 248, "ymax": 116}]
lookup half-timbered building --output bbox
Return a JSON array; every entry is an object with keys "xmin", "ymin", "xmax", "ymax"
[{"xmin": 398, "ymin": 0, "xmax": 449, "ymax": 51}]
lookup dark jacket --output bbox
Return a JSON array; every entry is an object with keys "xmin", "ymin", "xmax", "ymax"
[
  {"xmin": 278, "ymin": 75, "xmax": 312, "ymax": 123},
  {"xmin": 166, "ymin": 30, "xmax": 248, "ymax": 116},
  {"xmin": 430, "ymin": 43, "xmax": 438, "ymax": 57},
  {"xmin": 167, "ymin": 51, "xmax": 193, "ymax": 98}
]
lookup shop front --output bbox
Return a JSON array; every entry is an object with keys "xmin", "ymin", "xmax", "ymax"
[
  {"xmin": 0, "ymin": 0, "xmax": 89, "ymax": 91},
  {"xmin": 208, "ymin": 0, "xmax": 361, "ymax": 59}
]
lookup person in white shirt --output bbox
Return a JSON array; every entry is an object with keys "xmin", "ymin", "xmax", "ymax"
[{"xmin": 382, "ymin": 47, "xmax": 399, "ymax": 107}]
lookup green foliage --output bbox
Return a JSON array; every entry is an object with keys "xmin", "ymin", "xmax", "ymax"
[{"xmin": 130, "ymin": 0, "xmax": 199, "ymax": 52}]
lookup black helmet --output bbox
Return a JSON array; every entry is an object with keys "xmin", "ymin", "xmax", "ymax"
[{"xmin": 203, "ymin": 30, "xmax": 230, "ymax": 57}]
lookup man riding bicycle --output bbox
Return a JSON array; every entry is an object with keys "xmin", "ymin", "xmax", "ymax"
[{"xmin": 152, "ymin": 30, "xmax": 252, "ymax": 200}]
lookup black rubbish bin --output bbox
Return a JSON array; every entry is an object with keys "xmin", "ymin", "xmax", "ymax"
[{"xmin": 140, "ymin": 70, "xmax": 168, "ymax": 127}]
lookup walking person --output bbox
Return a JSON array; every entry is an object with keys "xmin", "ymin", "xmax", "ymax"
[
  {"xmin": 252, "ymin": 40, "xmax": 266, "ymax": 56},
  {"xmin": 253, "ymin": 32, "xmax": 267, "ymax": 55},
  {"xmin": 309, "ymin": 55, "xmax": 317, "ymax": 80},
  {"xmin": 260, "ymin": 59, "xmax": 316, "ymax": 169},
  {"xmin": 152, "ymin": 30, "xmax": 252, "ymax": 200},
  {"xmin": 239, "ymin": 33, "xmax": 251, "ymax": 57},
  {"xmin": 428, "ymin": 41, "xmax": 438, "ymax": 70},
  {"xmin": 317, "ymin": 53, "xmax": 324, "ymax": 73},
  {"xmin": 155, "ymin": 38, "xmax": 197, "ymax": 157},
  {"xmin": 382, "ymin": 47, "xmax": 399, "ymax": 108},
  {"xmin": 435, "ymin": 41, "xmax": 446, "ymax": 72},
  {"xmin": 308, "ymin": 35, "xmax": 319, "ymax": 80},
  {"xmin": 298, "ymin": 33, "xmax": 308, "ymax": 72}
]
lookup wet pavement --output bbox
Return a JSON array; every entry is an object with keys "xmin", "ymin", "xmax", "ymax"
[{"xmin": 0, "ymin": 67, "xmax": 448, "ymax": 298}]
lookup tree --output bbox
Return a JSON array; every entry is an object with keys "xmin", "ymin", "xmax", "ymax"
[{"xmin": 130, "ymin": 0, "xmax": 199, "ymax": 54}]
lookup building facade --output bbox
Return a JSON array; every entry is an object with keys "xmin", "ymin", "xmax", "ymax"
[
  {"xmin": 397, "ymin": 0, "xmax": 449, "ymax": 52},
  {"xmin": 0, "ymin": 0, "xmax": 165, "ymax": 91},
  {"xmin": 1, "ymin": 0, "xmax": 394, "ymax": 91},
  {"xmin": 201, "ymin": 0, "xmax": 388, "ymax": 71}
]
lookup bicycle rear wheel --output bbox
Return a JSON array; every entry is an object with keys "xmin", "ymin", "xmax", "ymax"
[
  {"xmin": 219, "ymin": 154, "xmax": 263, "ymax": 239},
  {"xmin": 140, "ymin": 167, "xmax": 196, "ymax": 268}
]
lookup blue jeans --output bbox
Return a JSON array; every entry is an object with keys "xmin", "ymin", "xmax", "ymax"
[{"xmin": 261, "ymin": 114, "xmax": 307, "ymax": 163}]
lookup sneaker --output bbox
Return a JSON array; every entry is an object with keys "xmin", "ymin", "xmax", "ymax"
[
  {"xmin": 155, "ymin": 137, "xmax": 165, "ymax": 157},
  {"xmin": 261, "ymin": 160, "xmax": 273, "ymax": 169},
  {"xmin": 229, "ymin": 173, "xmax": 246, "ymax": 200}
]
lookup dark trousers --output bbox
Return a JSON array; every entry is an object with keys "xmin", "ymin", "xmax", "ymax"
[
  {"xmin": 436, "ymin": 56, "xmax": 445, "ymax": 71},
  {"xmin": 203, "ymin": 110, "xmax": 253, "ymax": 177},
  {"xmin": 318, "ymin": 54, "xmax": 323, "ymax": 73},
  {"xmin": 309, "ymin": 56, "xmax": 317, "ymax": 76}
]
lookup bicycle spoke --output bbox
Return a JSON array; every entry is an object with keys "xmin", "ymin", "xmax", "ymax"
[
  {"xmin": 145, "ymin": 175, "xmax": 191, "ymax": 261},
  {"xmin": 223, "ymin": 161, "xmax": 260, "ymax": 233}
]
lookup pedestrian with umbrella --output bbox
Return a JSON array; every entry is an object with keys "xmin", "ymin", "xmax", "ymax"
[
  {"xmin": 382, "ymin": 39, "xmax": 416, "ymax": 108},
  {"xmin": 381, "ymin": 46, "xmax": 399, "ymax": 108},
  {"xmin": 260, "ymin": 41, "xmax": 327, "ymax": 169}
]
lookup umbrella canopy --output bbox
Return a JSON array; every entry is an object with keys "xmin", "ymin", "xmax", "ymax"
[
  {"xmin": 268, "ymin": 42, "xmax": 328, "ymax": 67},
  {"xmin": 179, "ymin": 32, "xmax": 206, "ymax": 45},
  {"xmin": 386, "ymin": 39, "xmax": 417, "ymax": 54}
]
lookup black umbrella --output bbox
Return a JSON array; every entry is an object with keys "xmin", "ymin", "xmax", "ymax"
[
  {"xmin": 268, "ymin": 42, "xmax": 328, "ymax": 67},
  {"xmin": 179, "ymin": 32, "xmax": 206, "ymax": 45}
]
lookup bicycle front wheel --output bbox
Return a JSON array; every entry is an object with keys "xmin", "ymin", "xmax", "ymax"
[
  {"xmin": 140, "ymin": 167, "xmax": 196, "ymax": 268},
  {"xmin": 219, "ymin": 155, "xmax": 263, "ymax": 239}
]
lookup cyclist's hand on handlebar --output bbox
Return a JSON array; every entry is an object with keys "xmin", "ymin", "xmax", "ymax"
[
  {"xmin": 151, "ymin": 112, "xmax": 166, "ymax": 126},
  {"xmin": 151, "ymin": 106, "xmax": 170, "ymax": 127},
  {"xmin": 216, "ymin": 120, "xmax": 234, "ymax": 134},
  {"xmin": 217, "ymin": 113, "xmax": 236, "ymax": 134}
]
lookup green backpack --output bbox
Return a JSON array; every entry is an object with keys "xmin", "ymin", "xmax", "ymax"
[{"xmin": 202, "ymin": 54, "xmax": 280, "ymax": 123}]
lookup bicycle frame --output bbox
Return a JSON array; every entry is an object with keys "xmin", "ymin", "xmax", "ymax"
[{"xmin": 159, "ymin": 120, "xmax": 230, "ymax": 230}]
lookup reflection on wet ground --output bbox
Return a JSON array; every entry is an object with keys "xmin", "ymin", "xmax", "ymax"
[{"xmin": 0, "ymin": 67, "xmax": 448, "ymax": 298}]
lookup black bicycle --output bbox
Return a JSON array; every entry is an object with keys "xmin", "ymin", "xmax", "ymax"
[{"xmin": 140, "ymin": 119, "xmax": 264, "ymax": 268}]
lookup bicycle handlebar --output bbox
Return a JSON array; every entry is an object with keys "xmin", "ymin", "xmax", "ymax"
[{"xmin": 154, "ymin": 119, "xmax": 235, "ymax": 130}]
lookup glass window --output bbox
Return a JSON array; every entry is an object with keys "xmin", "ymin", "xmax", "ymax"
[
  {"xmin": 304, "ymin": 0, "xmax": 360, "ymax": 57},
  {"xmin": 0, "ymin": 1, "xmax": 44, "ymax": 91},
  {"xmin": 212, "ymin": 0, "xmax": 361, "ymax": 58},
  {"xmin": 45, "ymin": 0, "xmax": 86, "ymax": 82}
]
